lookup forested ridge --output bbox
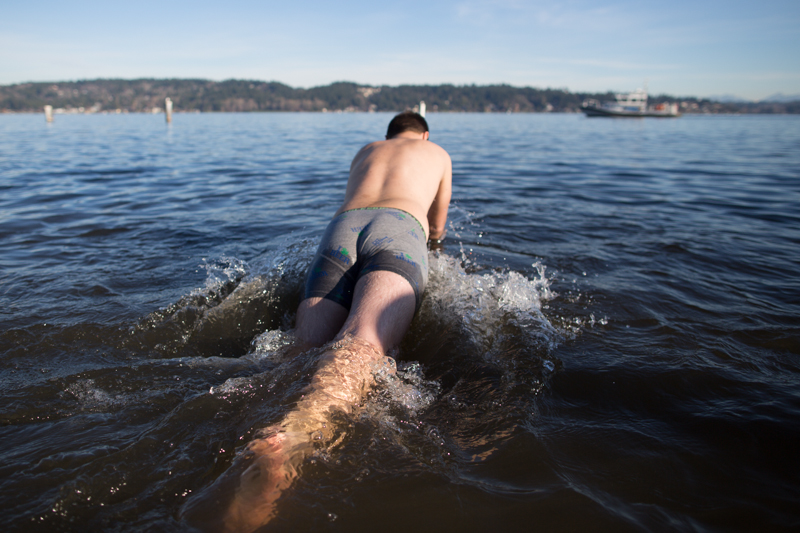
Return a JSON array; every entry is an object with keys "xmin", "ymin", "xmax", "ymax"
[{"xmin": 2, "ymin": 79, "xmax": 798, "ymax": 114}]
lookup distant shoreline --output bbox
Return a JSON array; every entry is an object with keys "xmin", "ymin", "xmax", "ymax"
[
  {"xmin": 5, "ymin": 110, "xmax": 799, "ymax": 117},
  {"xmin": 2, "ymin": 79, "xmax": 799, "ymax": 115}
]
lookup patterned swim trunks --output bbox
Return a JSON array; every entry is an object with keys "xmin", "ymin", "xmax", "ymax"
[{"xmin": 304, "ymin": 207, "xmax": 429, "ymax": 311}]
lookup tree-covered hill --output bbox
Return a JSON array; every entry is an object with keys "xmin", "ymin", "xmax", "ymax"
[{"xmin": 1, "ymin": 79, "xmax": 797, "ymax": 114}]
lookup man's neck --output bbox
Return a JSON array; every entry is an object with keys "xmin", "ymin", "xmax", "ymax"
[{"xmin": 388, "ymin": 131, "xmax": 428, "ymax": 141}]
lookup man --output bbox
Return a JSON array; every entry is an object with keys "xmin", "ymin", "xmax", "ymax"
[
  {"xmin": 185, "ymin": 112, "xmax": 451, "ymax": 532},
  {"xmin": 296, "ymin": 110, "xmax": 452, "ymax": 352}
]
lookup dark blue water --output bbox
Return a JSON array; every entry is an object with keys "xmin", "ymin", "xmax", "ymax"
[{"xmin": 1, "ymin": 113, "xmax": 799, "ymax": 532}]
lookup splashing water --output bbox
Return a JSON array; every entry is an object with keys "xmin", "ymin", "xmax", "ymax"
[
  {"xmin": 423, "ymin": 251, "xmax": 561, "ymax": 352},
  {"xmin": 183, "ymin": 241, "xmax": 565, "ymax": 421},
  {"xmin": 112, "ymin": 234, "xmax": 570, "ymax": 529}
]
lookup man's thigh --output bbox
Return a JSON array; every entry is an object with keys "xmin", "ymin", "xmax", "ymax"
[
  {"xmin": 295, "ymin": 297, "xmax": 349, "ymax": 347},
  {"xmin": 337, "ymin": 270, "xmax": 417, "ymax": 353}
]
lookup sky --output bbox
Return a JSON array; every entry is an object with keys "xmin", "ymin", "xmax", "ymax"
[{"xmin": 1, "ymin": 0, "xmax": 799, "ymax": 100}]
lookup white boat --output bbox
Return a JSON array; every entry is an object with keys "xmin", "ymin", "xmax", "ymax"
[{"xmin": 582, "ymin": 88, "xmax": 680, "ymax": 118}]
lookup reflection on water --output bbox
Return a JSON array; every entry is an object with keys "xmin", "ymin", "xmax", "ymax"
[{"xmin": 1, "ymin": 113, "xmax": 799, "ymax": 531}]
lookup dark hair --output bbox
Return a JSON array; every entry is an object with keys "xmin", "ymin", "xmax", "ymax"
[{"xmin": 386, "ymin": 111, "xmax": 429, "ymax": 138}]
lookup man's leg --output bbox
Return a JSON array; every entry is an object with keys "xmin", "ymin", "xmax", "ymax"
[
  {"xmin": 217, "ymin": 271, "xmax": 416, "ymax": 532},
  {"xmin": 336, "ymin": 270, "xmax": 417, "ymax": 352},
  {"xmin": 295, "ymin": 297, "xmax": 349, "ymax": 347}
]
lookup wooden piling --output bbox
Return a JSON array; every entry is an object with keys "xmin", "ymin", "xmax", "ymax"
[
  {"xmin": 44, "ymin": 105, "xmax": 53, "ymax": 123},
  {"xmin": 165, "ymin": 97, "xmax": 173, "ymax": 123},
  {"xmin": 419, "ymin": 100, "xmax": 426, "ymax": 117}
]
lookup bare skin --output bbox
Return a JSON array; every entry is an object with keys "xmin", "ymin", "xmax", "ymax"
[
  {"xmin": 296, "ymin": 130, "xmax": 452, "ymax": 347},
  {"xmin": 339, "ymin": 130, "xmax": 452, "ymax": 241},
  {"xmin": 205, "ymin": 128, "xmax": 451, "ymax": 532}
]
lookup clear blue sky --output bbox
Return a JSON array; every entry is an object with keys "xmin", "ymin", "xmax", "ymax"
[{"xmin": 2, "ymin": 0, "xmax": 798, "ymax": 100}]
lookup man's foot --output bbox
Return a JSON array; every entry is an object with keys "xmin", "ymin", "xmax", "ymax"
[
  {"xmin": 182, "ymin": 430, "xmax": 306, "ymax": 533},
  {"xmin": 222, "ymin": 430, "xmax": 308, "ymax": 532}
]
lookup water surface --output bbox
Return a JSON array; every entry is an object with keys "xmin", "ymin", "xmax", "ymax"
[{"xmin": 1, "ymin": 112, "xmax": 799, "ymax": 532}]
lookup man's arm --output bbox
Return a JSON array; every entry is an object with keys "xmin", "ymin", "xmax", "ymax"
[{"xmin": 427, "ymin": 155, "xmax": 452, "ymax": 242}]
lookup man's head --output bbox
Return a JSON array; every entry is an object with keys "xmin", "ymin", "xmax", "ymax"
[{"xmin": 386, "ymin": 111, "xmax": 429, "ymax": 140}]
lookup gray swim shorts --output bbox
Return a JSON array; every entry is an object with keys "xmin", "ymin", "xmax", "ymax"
[{"xmin": 304, "ymin": 207, "xmax": 429, "ymax": 311}]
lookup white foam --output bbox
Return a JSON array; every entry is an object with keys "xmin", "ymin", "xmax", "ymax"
[
  {"xmin": 372, "ymin": 361, "xmax": 441, "ymax": 415},
  {"xmin": 423, "ymin": 252, "xmax": 561, "ymax": 351},
  {"xmin": 191, "ymin": 256, "xmax": 249, "ymax": 298},
  {"xmin": 61, "ymin": 379, "xmax": 119, "ymax": 410},
  {"xmin": 209, "ymin": 376, "xmax": 258, "ymax": 398},
  {"xmin": 247, "ymin": 329, "xmax": 299, "ymax": 362}
]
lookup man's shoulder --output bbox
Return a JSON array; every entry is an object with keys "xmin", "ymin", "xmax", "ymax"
[
  {"xmin": 422, "ymin": 141, "xmax": 452, "ymax": 170},
  {"xmin": 404, "ymin": 138, "xmax": 451, "ymax": 160},
  {"xmin": 428, "ymin": 140, "xmax": 451, "ymax": 159}
]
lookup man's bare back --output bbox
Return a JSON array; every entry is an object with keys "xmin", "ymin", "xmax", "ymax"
[{"xmin": 338, "ymin": 130, "xmax": 452, "ymax": 241}]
